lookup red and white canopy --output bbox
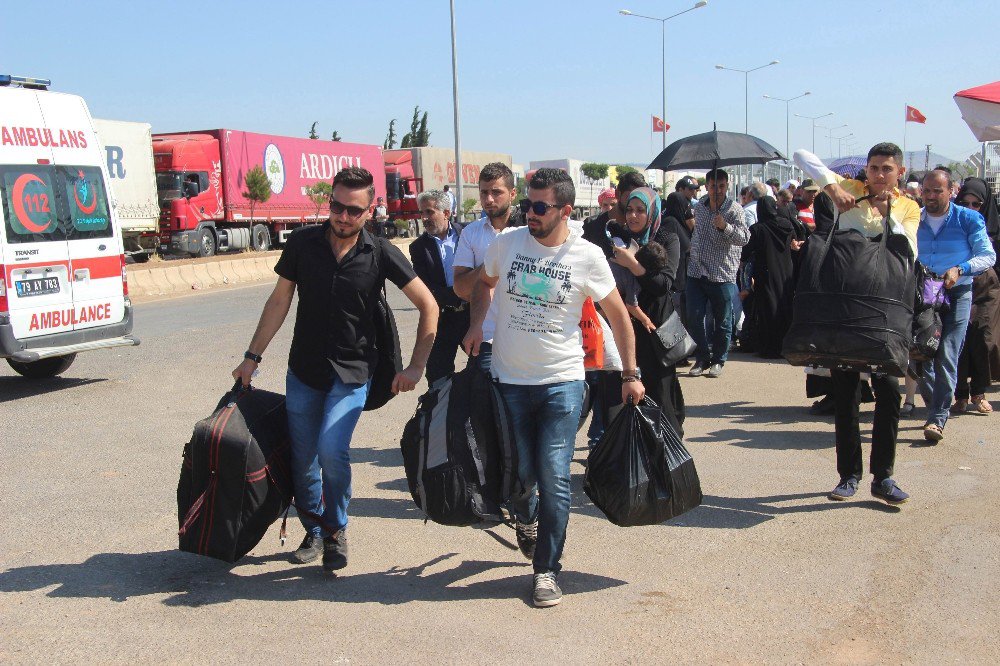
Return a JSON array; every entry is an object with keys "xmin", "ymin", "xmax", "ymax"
[{"xmin": 955, "ymin": 81, "xmax": 1000, "ymax": 141}]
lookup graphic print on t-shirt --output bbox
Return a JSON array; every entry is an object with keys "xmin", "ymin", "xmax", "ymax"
[{"xmin": 503, "ymin": 252, "xmax": 574, "ymax": 334}]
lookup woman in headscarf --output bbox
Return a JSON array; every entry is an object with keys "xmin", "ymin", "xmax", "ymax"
[
  {"xmin": 953, "ymin": 178, "xmax": 1000, "ymax": 414},
  {"xmin": 741, "ymin": 196, "xmax": 796, "ymax": 359},
  {"xmin": 607, "ymin": 187, "xmax": 684, "ymax": 435}
]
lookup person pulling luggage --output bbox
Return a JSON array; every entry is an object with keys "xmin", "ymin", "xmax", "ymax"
[
  {"xmin": 232, "ymin": 167, "xmax": 439, "ymax": 573},
  {"xmin": 463, "ymin": 168, "xmax": 645, "ymax": 607},
  {"xmin": 794, "ymin": 144, "xmax": 920, "ymax": 505}
]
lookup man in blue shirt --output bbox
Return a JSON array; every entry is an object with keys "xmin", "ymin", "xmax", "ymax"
[
  {"xmin": 410, "ymin": 189, "xmax": 468, "ymax": 384},
  {"xmin": 916, "ymin": 170, "xmax": 996, "ymax": 442}
]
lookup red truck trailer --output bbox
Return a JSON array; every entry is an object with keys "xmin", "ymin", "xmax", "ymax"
[{"xmin": 151, "ymin": 130, "xmax": 386, "ymax": 257}]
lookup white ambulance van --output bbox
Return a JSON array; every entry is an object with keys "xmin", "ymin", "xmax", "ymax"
[{"xmin": 0, "ymin": 75, "xmax": 139, "ymax": 378}]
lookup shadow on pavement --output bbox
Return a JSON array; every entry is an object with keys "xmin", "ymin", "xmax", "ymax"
[
  {"xmin": 0, "ymin": 550, "xmax": 625, "ymax": 607},
  {"xmin": 677, "ymin": 492, "xmax": 899, "ymax": 529},
  {"xmin": 0, "ymin": 376, "xmax": 107, "ymax": 403}
]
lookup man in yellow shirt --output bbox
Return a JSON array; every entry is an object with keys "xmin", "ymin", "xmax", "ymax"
[{"xmin": 794, "ymin": 143, "xmax": 920, "ymax": 505}]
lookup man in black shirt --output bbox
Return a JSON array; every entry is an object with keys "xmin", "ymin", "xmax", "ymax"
[{"xmin": 232, "ymin": 167, "xmax": 438, "ymax": 573}]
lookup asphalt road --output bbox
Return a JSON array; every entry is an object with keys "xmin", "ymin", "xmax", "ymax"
[{"xmin": 1, "ymin": 281, "xmax": 998, "ymax": 664}]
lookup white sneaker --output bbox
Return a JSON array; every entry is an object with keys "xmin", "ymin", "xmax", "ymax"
[{"xmin": 706, "ymin": 363, "xmax": 724, "ymax": 378}]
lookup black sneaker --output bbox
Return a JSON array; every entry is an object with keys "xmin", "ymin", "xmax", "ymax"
[
  {"xmin": 515, "ymin": 520, "xmax": 537, "ymax": 560},
  {"xmin": 290, "ymin": 534, "xmax": 323, "ymax": 564},
  {"xmin": 829, "ymin": 477, "xmax": 859, "ymax": 501},
  {"xmin": 871, "ymin": 478, "xmax": 909, "ymax": 505},
  {"xmin": 322, "ymin": 531, "xmax": 349, "ymax": 572},
  {"xmin": 532, "ymin": 572, "xmax": 562, "ymax": 607}
]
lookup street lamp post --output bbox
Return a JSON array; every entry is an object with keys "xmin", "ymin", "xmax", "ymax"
[
  {"xmin": 794, "ymin": 112, "xmax": 833, "ymax": 154},
  {"xmin": 762, "ymin": 91, "xmax": 810, "ymax": 159},
  {"xmin": 820, "ymin": 123, "xmax": 848, "ymax": 157},
  {"xmin": 449, "ymin": 0, "xmax": 464, "ymax": 219},
  {"xmin": 715, "ymin": 60, "xmax": 779, "ymax": 134},
  {"xmin": 834, "ymin": 132, "xmax": 854, "ymax": 159},
  {"xmin": 620, "ymin": 1, "xmax": 708, "ymax": 151}
]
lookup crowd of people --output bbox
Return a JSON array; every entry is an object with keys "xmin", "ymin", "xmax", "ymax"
[{"xmin": 229, "ymin": 140, "xmax": 998, "ymax": 608}]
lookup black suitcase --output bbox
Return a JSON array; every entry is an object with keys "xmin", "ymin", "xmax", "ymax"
[
  {"xmin": 177, "ymin": 382, "xmax": 292, "ymax": 563},
  {"xmin": 783, "ymin": 217, "xmax": 916, "ymax": 377}
]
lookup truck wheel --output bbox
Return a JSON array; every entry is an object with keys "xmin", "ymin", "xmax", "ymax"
[
  {"xmin": 251, "ymin": 224, "xmax": 271, "ymax": 251},
  {"xmin": 197, "ymin": 228, "xmax": 216, "ymax": 258},
  {"xmin": 7, "ymin": 354, "xmax": 77, "ymax": 379}
]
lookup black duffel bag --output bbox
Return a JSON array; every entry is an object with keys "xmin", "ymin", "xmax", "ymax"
[
  {"xmin": 782, "ymin": 214, "xmax": 916, "ymax": 377},
  {"xmin": 584, "ymin": 397, "xmax": 702, "ymax": 527},
  {"xmin": 177, "ymin": 382, "xmax": 292, "ymax": 563}
]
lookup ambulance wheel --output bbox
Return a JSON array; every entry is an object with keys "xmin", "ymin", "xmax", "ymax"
[
  {"xmin": 8, "ymin": 354, "xmax": 77, "ymax": 379},
  {"xmin": 197, "ymin": 228, "xmax": 216, "ymax": 258},
  {"xmin": 252, "ymin": 224, "xmax": 271, "ymax": 251}
]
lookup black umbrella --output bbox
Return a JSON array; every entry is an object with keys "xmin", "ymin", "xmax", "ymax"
[{"xmin": 647, "ymin": 126, "xmax": 785, "ymax": 171}]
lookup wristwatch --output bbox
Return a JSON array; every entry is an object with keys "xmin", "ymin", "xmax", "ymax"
[{"xmin": 244, "ymin": 350, "xmax": 263, "ymax": 363}]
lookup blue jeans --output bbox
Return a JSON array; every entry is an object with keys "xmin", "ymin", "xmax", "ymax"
[
  {"xmin": 686, "ymin": 276, "xmax": 734, "ymax": 366},
  {"xmin": 918, "ymin": 283, "xmax": 973, "ymax": 428},
  {"xmin": 498, "ymin": 380, "xmax": 585, "ymax": 575},
  {"xmin": 286, "ymin": 370, "xmax": 370, "ymax": 536}
]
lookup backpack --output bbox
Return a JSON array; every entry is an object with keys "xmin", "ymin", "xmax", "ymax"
[
  {"xmin": 364, "ymin": 237, "xmax": 403, "ymax": 411},
  {"xmin": 399, "ymin": 365, "xmax": 519, "ymax": 527}
]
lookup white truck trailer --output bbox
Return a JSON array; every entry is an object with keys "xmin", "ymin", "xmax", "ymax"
[{"xmin": 93, "ymin": 119, "xmax": 159, "ymax": 262}]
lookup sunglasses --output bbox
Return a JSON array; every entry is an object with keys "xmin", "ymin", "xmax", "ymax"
[
  {"xmin": 958, "ymin": 199, "xmax": 982, "ymax": 209},
  {"xmin": 330, "ymin": 200, "xmax": 369, "ymax": 218},
  {"xmin": 519, "ymin": 199, "xmax": 562, "ymax": 216}
]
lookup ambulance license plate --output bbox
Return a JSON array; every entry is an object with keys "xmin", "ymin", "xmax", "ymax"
[{"xmin": 15, "ymin": 277, "xmax": 60, "ymax": 297}]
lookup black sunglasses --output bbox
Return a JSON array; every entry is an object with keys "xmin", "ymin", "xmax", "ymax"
[
  {"xmin": 330, "ymin": 200, "xmax": 368, "ymax": 218},
  {"xmin": 958, "ymin": 199, "xmax": 982, "ymax": 209},
  {"xmin": 519, "ymin": 199, "xmax": 562, "ymax": 215}
]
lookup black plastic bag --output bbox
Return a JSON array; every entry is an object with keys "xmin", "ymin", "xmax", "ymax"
[{"xmin": 584, "ymin": 397, "xmax": 702, "ymax": 526}]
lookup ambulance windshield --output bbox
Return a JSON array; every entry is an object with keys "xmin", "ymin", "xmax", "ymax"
[{"xmin": 1, "ymin": 165, "xmax": 113, "ymax": 244}]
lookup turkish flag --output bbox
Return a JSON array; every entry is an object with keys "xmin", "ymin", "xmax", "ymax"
[
  {"xmin": 905, "ymin": 105, "xmax": 927, "ymax": 124},
  {"xmin": 652, "ymin": 115, "xmax": 670, "ymax": 133}
]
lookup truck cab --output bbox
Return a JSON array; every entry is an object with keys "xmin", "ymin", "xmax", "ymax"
[
  {"xmin": 152, "ymin": 134, "xmax": 223, "ymax": 256},
  {"xmin": 0, "ymin": 75, "xmax": 139, "ymax": 378},
  {"xmin": 383, "ymin": 152, "xmax": 421, "ymax": 222}
]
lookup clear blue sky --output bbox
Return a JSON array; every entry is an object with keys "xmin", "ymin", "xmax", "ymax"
[{"xmin": 2, "ymin": 0, "xmax": 995, "ymax": 167}]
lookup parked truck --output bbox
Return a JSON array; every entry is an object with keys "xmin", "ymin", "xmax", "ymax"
[
  {"xmin": 93, "ymin": 119, "xmax": 159, "ymax": 262},
  {"xmin": 384, "ymin": 147, "xmax": 512, "ymax": 221},
  {"xmin": 152, "ymin": 130, "xmax": 386, "ymax": 257}
]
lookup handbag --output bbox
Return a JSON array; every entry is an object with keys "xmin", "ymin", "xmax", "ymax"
[{"xmin": 653, "ymin": 310, "xmax": 696, "ymax": 367}]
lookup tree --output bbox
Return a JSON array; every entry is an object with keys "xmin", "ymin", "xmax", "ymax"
[
  {"xmin": 243, "ymin": 165, "xmax": 272, "ymax": 249},
  {"xmin": 308, "ymin": 122, "xmax": 319, "ymax": 140},
  {"xmin": 514, "ymin": 176, "xmax": 526, "ymax": 205},
  {"xmin": 461, "ymin": 197, "xmax": 477, "ymax": 220},
  {"xmin": 581, "ymin": 163, "xmax": 609, "ymax": 183},
  {"xmin": 615, "ymin": 165, "xmax": 639, "ymax": 179},
  {"xmin": 383, "ymin": 119, "xmax": 398, "ymax": 150},
  {"xmin": 331, "ymin": 131, "xmax": 342, "ymax": 142},
  {"xmin": 305, "ymin": 181, "xmax": 333, "ymax": 221},
  {"xmin": 416, "ymin": 111, "xmax": 430, "ymax": 147},
  {"xmin": 401, "ymin": 105, "xmax": 422, "ymax": 148}
]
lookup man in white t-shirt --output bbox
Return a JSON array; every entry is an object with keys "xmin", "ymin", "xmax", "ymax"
[
  {"xmin": 452, "ymin": 162, "xmax": 525, "ymax": 372},
  {"xmin": 463, "ymin": 168, "xmax": 645, "ymax": 608}
]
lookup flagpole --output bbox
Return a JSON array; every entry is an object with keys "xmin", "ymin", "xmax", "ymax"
[{"xmin": 903, "ymin": 103, "xmax": 908, "ymax": 170}]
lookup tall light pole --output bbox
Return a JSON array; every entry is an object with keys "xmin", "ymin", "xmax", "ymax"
[
  {"xmin": 795, "ymin": 111, "xmax": 833, "ymax": 154},
  {"xmin": 820, "ymin": 123, "xmax": 848, "ymax": 157},
  {"xmin": 762, "ymin": 91, "xmax": 810, "ymax": 159},
  {"xmin": 834, "ymin": 132, "xmax": 854, "ymax": 159},
  {"xmin": 620, "ymin": 1, "xmax": 708, "ymax": 151},
  {"xmin": 715, "ymin": 60, "xmax": 779, "ymax": 133},
  {"xmin": 449, "ymin": 0, "xmax": 464, "ymax": 218}
]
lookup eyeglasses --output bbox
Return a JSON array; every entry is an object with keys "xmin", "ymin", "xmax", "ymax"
[
  {"xmin": 330, "ymin": 200, "xmax": 368, "ymax": 218},
  {"xmin": 519, "ymin": 199, "xmax": 562, "ymax": 216},
  {"xmin": 958, "ymin": 199, "xmax": 982, "ymax": 209}
]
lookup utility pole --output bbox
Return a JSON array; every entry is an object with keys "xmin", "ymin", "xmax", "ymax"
[{"xmin": 925, "ymin": 144, "xmax": 931, "ymax": 172}]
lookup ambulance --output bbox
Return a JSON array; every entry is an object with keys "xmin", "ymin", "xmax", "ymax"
[{"xmin": 0, "ymin": 75, "xmax": 139, "ymax": 378}]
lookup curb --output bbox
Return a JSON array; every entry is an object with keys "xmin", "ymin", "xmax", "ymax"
[{"xmin": 126, "ymin": 237, "xmax": 414, "ymax": 301}]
